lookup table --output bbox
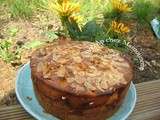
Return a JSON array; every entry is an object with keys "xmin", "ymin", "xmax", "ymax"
[{"xmin": 0, "ymin": 80, "xmax": 160, "ymax": 120}]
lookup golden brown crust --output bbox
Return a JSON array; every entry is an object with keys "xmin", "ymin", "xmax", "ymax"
[{"xmin": 30, "ymin": 38, "xmax": 133, "ymax": 96}]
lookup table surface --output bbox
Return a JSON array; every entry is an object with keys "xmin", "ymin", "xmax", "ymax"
[{"xmin": 0, "ymin": 80, "xmax": 160, "ymax": 120}]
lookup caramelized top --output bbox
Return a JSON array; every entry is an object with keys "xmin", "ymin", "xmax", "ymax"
[{"xmin": 30, "ymin": 38, "xmax": 133, "ymax": 96}]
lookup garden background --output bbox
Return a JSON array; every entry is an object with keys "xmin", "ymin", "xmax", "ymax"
[{"xmin": 0, "ymin": 0, "xmax": 160, "ymax": 107}]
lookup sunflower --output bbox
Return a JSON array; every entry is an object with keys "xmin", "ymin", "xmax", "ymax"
[
  {"xmin": 111, "ymin": 0, "xmax": 132, "ymax": 13},
  {"xmin": 111, "ymin": 20, "xmax": 130, "ymax": 33},
  {"xmin": 49, "ymin": 0, "xmax": 80, "ymax": 17}
]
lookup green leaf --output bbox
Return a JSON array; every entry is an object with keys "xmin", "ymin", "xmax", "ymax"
[
  {"xmin": 0, "ymin": 39, "xmax": 12, "ymax": 50},
  {"xmin": 8, "ymin": 27, "xmax": 19, "ymax": 37},
  {"xmin": 24, "ymin": 40, "xmax": 44, "ymax": 49},
  {"xmin": 62, "ymin": 17, "xmax": 81, "ymax": 40},
  {"xmin": 43, "ymin": 31, "xmax": 59, "ymax": 41},
  {"xmin": 0, "ymin": 39, "xmax": 22, "ymax": 63},
  {"xmin": 81, "ymin": 20, "xmax": 105, "ymax": 41}
]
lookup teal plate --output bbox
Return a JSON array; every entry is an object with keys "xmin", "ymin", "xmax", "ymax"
[{"xmin": 16, "ymin": 63, "xmax": 137, "ymax": 120}]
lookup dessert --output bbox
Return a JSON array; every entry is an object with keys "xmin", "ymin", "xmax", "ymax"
[{"xmin": 30, "ymin": 38, "xmax": 133, "ymax": 120}]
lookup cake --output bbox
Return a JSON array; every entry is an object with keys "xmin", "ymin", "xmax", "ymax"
[{"xmin": 30, "ymin": 38, "xmax": 133, "ymax": 120}]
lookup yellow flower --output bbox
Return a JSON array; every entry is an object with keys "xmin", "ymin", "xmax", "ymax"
[
  {"xmin": 111, "ymin": 20, "xmax": 130, "ymax": 33},
  {"xmin": 69, "ymin": 15, "xmax": 83, "ymax": 23},
  {"xmin": 111, "ymin": 0, "xmax": 132, "ymax": 12},
  {"xmin": 49, "ymin": 0, "xmax": 80, "ymax": 17},
  {"xmin": 58, "ymin": 0, "xmax": 69, "ymax": 4}
]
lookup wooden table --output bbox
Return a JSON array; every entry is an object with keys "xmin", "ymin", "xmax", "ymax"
[{"xmin": 0, "ymin": 80, "xmax": 160, "ymax": 120}]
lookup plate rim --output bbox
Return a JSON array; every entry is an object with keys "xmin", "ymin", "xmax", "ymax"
[
  {"xmin": 15, "ymin": 62, "xmax": 51, "ymax": 120},
  {"xmin": 15, "ymin": 63, "xmax": 137, "ymax": 120}
]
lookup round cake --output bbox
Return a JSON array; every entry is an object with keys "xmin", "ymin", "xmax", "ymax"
[{"xmin": 30, "ymin": 38, "xmax": 133, "ymax": 120}]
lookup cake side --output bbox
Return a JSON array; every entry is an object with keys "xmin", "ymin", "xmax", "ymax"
[{"xmin": 32, "ymin": 75, "xmax": 130, "ymax": 120}]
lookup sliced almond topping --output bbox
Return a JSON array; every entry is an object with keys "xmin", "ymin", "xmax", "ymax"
[
  {"xmin": 100, "ymin": 79, "xmax": 109, "ymax": 90},
  {"xmin": 34, "ymin": 40, "xmax": 131, "ymax": 93},
  {"xmin": 84, "ymin": 81, "xmax": 96, "ymax": 91},
  {"xmin": 73, "ymin": 56, "xmax": 82, "ymax": 63},
  {"xmin": 58, "ymin": 58, "xmax": 68, "ymax": 64},
  {"xmin": 57, "ymin": 66, "xmax": 66, "ymax": 77}
]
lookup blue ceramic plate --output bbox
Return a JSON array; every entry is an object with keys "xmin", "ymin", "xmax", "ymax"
[{"xmin": 16, "ymin": 63, "xmax": 137, "ymax": 120}]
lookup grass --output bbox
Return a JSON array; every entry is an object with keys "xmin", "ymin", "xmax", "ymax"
[
  {"xmin": 1, "ymin": 0, "xmax": 159, "ymax": 22},
  {"xmin": 32, "ymin": 0, "xmax": 49, "ymax": 12},
  {"xmin": 1, "ymin": 0, "xmax": 49, "ymax": 19},
  {"xmin": 10, "ymin": 0, "xmax": 33, "ymax": 19},
  {"xmin": 7, "ymin": 27, "xmax": 19, "ymax": 37},
  {"xmin": 133, "ymin": 0, "xmax": 158, "ymax": 25},
  {"xmin": 74, "ymin": 0, "xmax": 107, "ymax": 24}
]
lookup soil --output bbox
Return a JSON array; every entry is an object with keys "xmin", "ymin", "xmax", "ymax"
[
  {"xmin": 0, "ymin": 13, "xmax": 61, "ymax": 106},
  {"xmin": 0, "ymin": 8, "xmax": 160, "ymax": 106},
  {"xmin": 132, "ymin": 25, "xmax": 160, "ymax": 83}
]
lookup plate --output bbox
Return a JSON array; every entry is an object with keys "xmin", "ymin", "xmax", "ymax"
[{"xmin": 16, "ymin": 63, "xmax": 137, "ymax": 120}]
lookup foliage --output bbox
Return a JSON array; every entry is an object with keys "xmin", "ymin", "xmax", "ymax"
[
  {"xmin": 3, "ymin": 0, "xmax": 49, "ymax": 19},
  {"xmin": 103, "ymin": 0, "xmax": 131, "ymax": 40},
  {"xmin": 133, "ymin": 0, "xmax": 157, "ymax": 24},
  {"xmin": 79, "ymin": 0, "xmax": 107, "ymax": 23},
  {"xmin": 0, "ymin": 38, "xmax": 46, "ymax": 63},
  {"xmin": 7, "ymin": 27, "xmax": 19, "ymax": 37},
  {"xmin": 0, "ymin": 39, "xmax": 47, "ymax": 63},
  {"xmin": 80, "ymin": 20, "xmax": 106, "ymax": 41},
  {"xmin": 49, "ymin": 0, "xmax": 82, "ymax": 39},
  {"xmin": 0, "ymin": 39, "xmax": 20, "ymax": 63},
  {"xmin": 32, "ymin": 0, "xmax": 49, "ymax": 11},
  {"xmin": 3, "ymin": 0, "xmax": 159, "ymax": 52},
  {"xmin": 48, "ymin": 0, "xmax": 132, "ymax": 51},
  {"xmin": 9, "ymin": 0, "xmax": 33, "ymax": 19},
  {"xmin": 23, "ymin": 40, "xmax": 45, "ymax": 49},
  {"xmin": 0, "ymin": 0, "xmax": 5, "ymax": 4},
  {"xmin": 43, "ymin": 31, "xmax": 59, "ymax": 41},
  {"xmin": 103, "ymin": 0, "xmax": 132, "ymax": 20}
]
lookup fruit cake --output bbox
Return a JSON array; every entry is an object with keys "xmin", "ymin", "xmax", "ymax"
[{"xmin": 30, "ymin": 38, "xmax": 133, "ymax": 120}]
